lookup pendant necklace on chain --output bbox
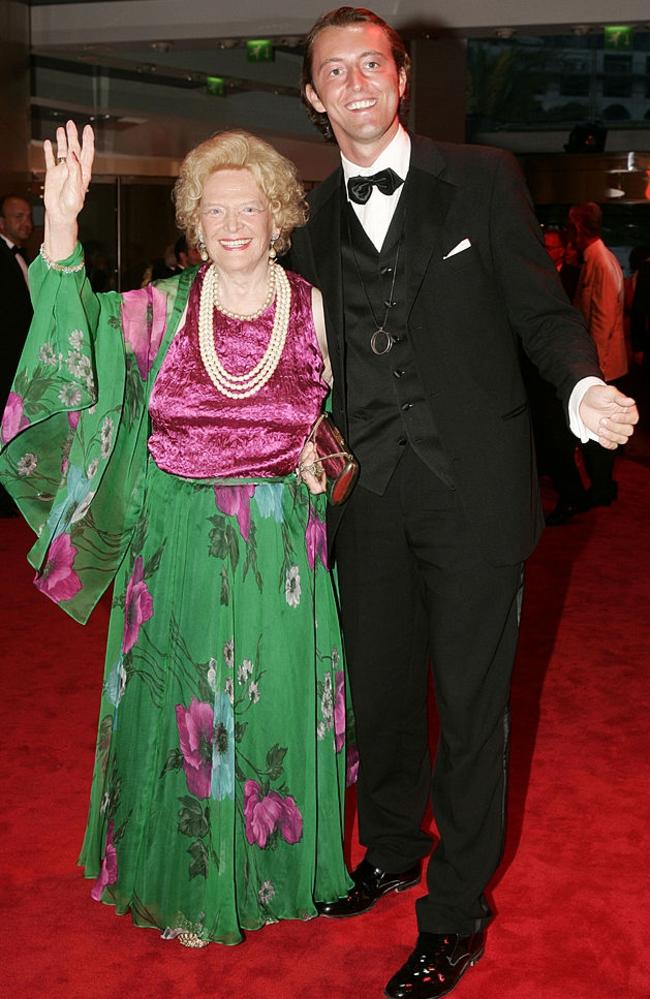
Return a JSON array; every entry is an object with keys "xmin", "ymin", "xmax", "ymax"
[{"xmin": 347, "ymin": 216, "xmax": 403, "ymax": 356}]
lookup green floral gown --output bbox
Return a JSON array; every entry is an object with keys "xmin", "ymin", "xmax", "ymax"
[{"xmin": 0, "ymin": 247, "xmax": 355, "ymax": 945}]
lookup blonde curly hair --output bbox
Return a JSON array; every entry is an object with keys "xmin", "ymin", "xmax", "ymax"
[{"xmin": 174, "ymin": 130, "xmax": 307, "ymax": 257}]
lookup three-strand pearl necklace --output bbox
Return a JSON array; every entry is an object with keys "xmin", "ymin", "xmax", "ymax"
[{"xmin": 198, "ymin": 261, "xmax": 291, "ymax": 399}]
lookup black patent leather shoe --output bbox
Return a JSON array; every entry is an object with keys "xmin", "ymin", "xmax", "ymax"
[
  {"xmin": 384, "ymin": 931, "xmax": 485, "ymax": 998},
  {"xmin": 587, "ymin": 481, "xmax": 618, "ymax": 507},
  {"xmin": 317, "ymin": 858, "xmax": 420, "ymax": 918},
  {"xmin": 545, "ymin": 495, "xmax": 590, "ymax": 526}
]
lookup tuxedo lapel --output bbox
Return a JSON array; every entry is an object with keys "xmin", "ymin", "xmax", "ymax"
[
  {"xmin": 403, "ymin": 149, "xmax": 456, "ymax": 314},
  {"xmin": 0, "ymin": 237, "xmax": 24, "ymax": 279},
  {"xmin": 0, "ymin": 236, "xmax": 31, "ymax": 306},
  {"xmin": 305, "ymin": 170, "xmax": 346, "ymax": 368}
]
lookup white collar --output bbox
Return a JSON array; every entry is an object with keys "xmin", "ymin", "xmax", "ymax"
[
  {"xmin": 583, "ymin": 239, "xmax": 604, "ymax": 261},
  {"xmin": 341, "ymin": 126, "xmax": 411, "ymax": 189},
  {"xmin": 1, "ymin": 234, "xmax": 16, "ymax": 250}
]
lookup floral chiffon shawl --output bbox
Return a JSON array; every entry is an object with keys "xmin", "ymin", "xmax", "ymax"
[{"xmin": 0, "ymin": 243, "xmax": 194, "ymax": 623}]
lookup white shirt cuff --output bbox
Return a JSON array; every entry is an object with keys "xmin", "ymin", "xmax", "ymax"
[{"xmin": 568, "ymin": 376, "xmax": 606, "ymax": 443}]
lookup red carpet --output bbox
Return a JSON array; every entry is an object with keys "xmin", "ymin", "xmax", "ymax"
[{"xmin": 1, "ymin": 457, "xmax": 648, "ymax": 999}]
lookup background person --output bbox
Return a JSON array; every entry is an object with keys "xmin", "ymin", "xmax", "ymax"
[
  {"xmin": 631, "ymin": 258, "xmax": 650, "ymax": 377},
  {"xmin": 141, "ymin": 236, "xmax": 202, "ymax": 286},
  {"xmin": 569, "ymin": 201, "xmax": 628, "ymax": 506},
  {"xmin": 528, "ymin": 226, "xmax": 590, "ymax": 525},
  {"xmin": 0, "ymin": 193, "xmax": 34, "ymax": 515},
  {"xmin": 542, "ymin": 225, "xmax": 581, "ymax": 302},
  {"xmin": 174, "ymin": 233, "xmax": 202, "ymax": 270},
  {"xmin": 288, "ymin": 8, "xmax": 638, "ymax": 999},
  {"xmin": 0, "ymin": 120, "xmax": 352, "ymax": 948},
  {"xmin": 624, "ymin": 245, "xmax": 650, "ymax": 359}
]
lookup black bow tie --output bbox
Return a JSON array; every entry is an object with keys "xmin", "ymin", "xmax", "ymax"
[
  {"xmin": 347, "ymin": 167, "xmax": 404, "ymax": 205},
  {"xmin": 11, "ymin": 245, "xmax": 28, "ymax": 261}
]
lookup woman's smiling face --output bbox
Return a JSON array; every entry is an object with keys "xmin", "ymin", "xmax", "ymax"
[{"xmin": 199, "ymin": 168, "xmax": 274, "ymax": 275}]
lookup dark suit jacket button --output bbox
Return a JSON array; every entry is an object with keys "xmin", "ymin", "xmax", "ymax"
[
  {"xmin": 401, "ymin": 401, "xmax": 414, "ymax": 411},
  {"xmin": 393, "ymin": 368, "xmax": 405, "ymax": 378},
  {"xmin": 397, "ymin": 437, "xmax": 407, "ymax": 446}
]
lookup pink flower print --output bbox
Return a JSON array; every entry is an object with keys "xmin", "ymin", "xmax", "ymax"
[
  {"xmin": 121, "ymin": 284, "xmax": 167, "ymax": 379},
  {"xmin": 122, "ymin": 556, "xmax": 154, "ymax": 653},
  {"xmin": 34, "ymin": 533, "xmax": 83, "ymax": 603},
  {"xmin": 1, "ymin": 392, "xmax": 29, "ymax": 445},
  {"xmin": 334, "ymin": 671, "xmax": 346, "ymax": 753},
  {"xmin": 67, "ymin": 410, "xmax": 81, "ymax": 430},
  {"xmin": 243, "ymin": 780, "xmax": 303, "ymax": 848},
  {"xmin": 346, "ymin": 744, "xmax": 359, "ymax": 787},
  {"xmin": 244, "ymin": 781, "xmax": 284, "ymax": 848},
  {"xmin": 305, "ymin": 506, "xmax": 328, "ymax": 570},
  {"xmin": 90, "ymin": 821, "xmax": 118, "ymax": 901},
  {"xmin": 278, "ymin": 794, "xmax": 303, "ymax": 845},
  {"xmin": 214, "ymin": 484, "xmax": 256, "ymax": 541},
  {"xmin": 176, "ymin": 698, "xmax": 215, "ymax": 799}
]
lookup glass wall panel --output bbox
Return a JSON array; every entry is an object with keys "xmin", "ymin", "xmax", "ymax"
[
  {"xmin": 118, "ymin": 179, "xmax": 177, "ymax": 292},
  {"xmin": 58, "ymin": 177, "xmax": 179, "ymax": 293},
  {"xmin": 77, "ymin": 178, "xmax": 118, "ymax": 292},
  {"xmin": 467, "ymin": 30, "xmax": 650, "ymax": 134}
]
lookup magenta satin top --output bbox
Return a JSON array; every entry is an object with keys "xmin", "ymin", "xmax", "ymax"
[{"xmin": 148, "ymin": 266, "xmax": 328, "ymax": 478}]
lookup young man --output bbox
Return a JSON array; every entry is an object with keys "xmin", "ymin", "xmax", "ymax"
[
  {"xmin": 569, "ymin": 201, "xmax": 627, "ymax": 507},
  {"xmin": 0, "ymin": 193, "xmax": 33, "ymax": 374},
  {"xmin": 288, "ymin": 8, "xmax": 638, "ymax": 998},
  {"xmin": 0, "ymin": 193, "xmax": 33, "ymax": 348},
  {"xmin": 0, "ymin": 194, "xmax": 34, "ymax": 515},
  {"xmin": 531, "ymin": 228, "xmax": 590, "ymax": 525}
]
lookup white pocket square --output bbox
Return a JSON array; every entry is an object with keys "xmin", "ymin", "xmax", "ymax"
[{"xmin": 442, "ymin": 238, "xmax": 472, "ymax": 260}]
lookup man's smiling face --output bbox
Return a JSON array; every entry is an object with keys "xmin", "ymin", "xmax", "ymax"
[{"xmin": 305, "ymin": 22, "xmax": 406, "ymax": 165}]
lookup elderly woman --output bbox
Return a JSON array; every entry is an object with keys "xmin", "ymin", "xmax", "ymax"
[{"xmin": 0, "ymin": 122, "xmax": 354, "ymax": 946}]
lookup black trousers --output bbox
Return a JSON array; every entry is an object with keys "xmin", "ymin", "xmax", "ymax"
[
  {"xmin": 579, "ymin": 374, "xmax": 625, "ymax": 504},
  {"xmin": 335, "ymin": 447, "xmax": 523, "ymax": 935},
  {"xmin": 581, "ymin": 439, "xmax": 617, "ymax": 502},
  {"xmin": 527, "ymin": 371, "xmax": 587, "ymax": 506}
]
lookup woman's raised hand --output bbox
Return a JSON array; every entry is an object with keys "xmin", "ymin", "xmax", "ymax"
[
  {"xmin": 43, "ymin": 120, "xmax": 95, "ymax": 223},
  {"xmin": 43, "ymin": 121, "xmax": 95, "ymax": 261}
]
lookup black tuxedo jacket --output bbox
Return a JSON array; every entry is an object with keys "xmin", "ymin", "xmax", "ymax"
[
  {"xmin": 288, "ymin": 135, "xmax": 601, "ymax": 565},
  {"xmin": 0, "ymin": 237, "xmax": 33, "ymax": 404}
]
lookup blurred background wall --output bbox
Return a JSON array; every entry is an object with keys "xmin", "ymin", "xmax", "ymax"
[{"xmin": 2, "ymin": 0, "xmax": 648, "ymax": 288}]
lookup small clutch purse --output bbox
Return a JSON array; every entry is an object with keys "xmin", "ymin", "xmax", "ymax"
[{"xmin": 301, "ymin": 413, "xmax": 359, "ymax": 506}]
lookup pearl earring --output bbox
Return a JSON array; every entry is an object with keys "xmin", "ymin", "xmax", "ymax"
[
  {"xmin": 196, "ymin": 228, "xmax": 209, "ymax": 261},
  {"xmin": 269, "ymin": 231, "xmax": 280, "ymax": 260}
]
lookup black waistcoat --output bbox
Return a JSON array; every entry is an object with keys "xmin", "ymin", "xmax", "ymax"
[{"xmin": 341, "ymin": 186, "xmax": 454, "ymax": 494}]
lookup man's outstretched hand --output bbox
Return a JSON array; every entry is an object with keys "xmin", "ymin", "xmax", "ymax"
[{"xmin": 579, "ymin": 384, "xmax": 639, "ymax": 449}]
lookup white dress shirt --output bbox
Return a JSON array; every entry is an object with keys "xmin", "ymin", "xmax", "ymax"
[{"xmin": 341, "ymin": 125, "xmax": 411, "ymax": 252}]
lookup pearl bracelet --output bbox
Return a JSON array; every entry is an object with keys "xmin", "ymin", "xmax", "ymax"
[{"xmin": 39, "ymin": 243, "xmax": 85, "ymax": 273}]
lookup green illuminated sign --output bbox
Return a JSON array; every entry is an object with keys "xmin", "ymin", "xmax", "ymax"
[
  {"xmin": 206, "ymin": 76, "xmax": 226, "ymax": 96},
  {"xmin": 246, "ymin": 39, "xmax": 274, "ymax": 62},
  {"xmin": 604, "ymin": 26, "xmax": 633, "ymax": 50}
]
